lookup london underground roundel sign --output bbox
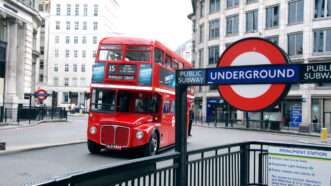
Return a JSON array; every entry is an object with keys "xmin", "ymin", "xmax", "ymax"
[
  {"xmin": 217, "ymin": 38, "xmax": 290, "ymax": 111},
  {"xmin": 35, "ymin": 89, "xmax": 48, "ymax": 101}
]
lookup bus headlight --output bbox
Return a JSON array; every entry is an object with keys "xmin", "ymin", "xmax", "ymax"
[
  {"xmin": 89, "ymin": 126, "xmax": 97, "ymax": 135},
  {"xmin": 136, "ymin": 130, "xmax": 144, "ymax": 140}
]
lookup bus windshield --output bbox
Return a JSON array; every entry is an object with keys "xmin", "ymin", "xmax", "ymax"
[
  {"xmin": 124, "ymin": 46, "xmax": 150, "ymax": 62},
  {"xmin": 91, "ymin": 89, "xmax": 160, "ymax": 114},
  {"xmin": 99, "ymin": 45, "xmax": 122, "ymax": 61}
]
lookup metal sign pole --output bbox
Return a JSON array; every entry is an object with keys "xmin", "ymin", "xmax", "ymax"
[{"xmin": 175, "ymin": 83, "xmax": 188, "ymax": 186}]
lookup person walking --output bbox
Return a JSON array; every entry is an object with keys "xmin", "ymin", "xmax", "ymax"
[{"xmin": 189, "ymin": 109, "xmax": 194, "ymax": 136}]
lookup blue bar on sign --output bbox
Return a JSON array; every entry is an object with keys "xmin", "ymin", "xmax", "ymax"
[{"xmin": 206, "ymin": 64, "xmax": 300, "ymax": 85}]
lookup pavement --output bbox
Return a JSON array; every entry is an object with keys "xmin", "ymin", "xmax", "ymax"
[
  {"xmin": 0, "ymin": 115, "xmax": 87, "ymax": 154},
  {"xmin": 0, "ymin": 115, "xmax": 330, "ymax": 154}
]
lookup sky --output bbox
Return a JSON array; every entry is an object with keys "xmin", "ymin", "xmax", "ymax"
[{"xmin": 117, "ymin": 0, "xmax": 193, "ymax": 50}]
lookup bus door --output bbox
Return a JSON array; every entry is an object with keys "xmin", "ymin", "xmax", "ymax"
[{"xmin": 161, "ymin": 99, "xmax": 173, "ymax": 146}]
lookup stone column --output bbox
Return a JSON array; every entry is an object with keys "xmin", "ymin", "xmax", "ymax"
[
  {"xmin": 5, "ymin": 18, "xmax": 18, "ymax": 107},
  {"xmin": 16, "ymin": 22, "xmax": 26, "ymax": 101}
]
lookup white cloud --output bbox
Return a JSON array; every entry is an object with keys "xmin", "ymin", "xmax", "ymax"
[{"xmin": 118, "ymin": 0, "xmax": 192, "ymax": 50}]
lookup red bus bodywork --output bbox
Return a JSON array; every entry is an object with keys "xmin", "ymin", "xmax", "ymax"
[{"xmin": 87, "ymin": 36, "xmax": 193, "ymax": 155}]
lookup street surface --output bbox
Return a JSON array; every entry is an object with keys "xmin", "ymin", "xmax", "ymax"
[{"xmin": 0, "ymin": 116, "xmax": 330, "ymax": 186}]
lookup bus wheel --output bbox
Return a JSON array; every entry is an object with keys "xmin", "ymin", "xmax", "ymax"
[
  {"xmin": 87, "ymin": 140, "xmax": 102, "ymax": 154},
  {"xmin": 144, "ymin": 132, "xmax": 159, "ymax": 156}
]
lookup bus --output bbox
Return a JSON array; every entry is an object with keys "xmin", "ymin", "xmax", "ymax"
[{"xmin": 87, "ymin": 36, "xmax": 193, "ymax": 155}]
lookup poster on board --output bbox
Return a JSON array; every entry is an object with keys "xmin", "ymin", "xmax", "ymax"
[{"xmin": 268, "ymin": 147, "xmax": 331, "ymax": 186}]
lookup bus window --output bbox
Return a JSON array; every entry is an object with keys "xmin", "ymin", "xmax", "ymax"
[
  {"xmin": 118, "ymin": 91, "xmax": 130, "ymax": 112},
  {"xmin": 165, "ymin": 55, "xmax": 172, "ymax": 67},
  {"xmin": 99, "ymin": 45, "xmax": 122, "ymax": 61},
  {"xmin": 163, "ymin": 101, "xmax": 171, "ymax": 113},
  {"xmin": 170, "ymin": 101, "xmax": 175, "ymax": 113},
  {"xmin": 172, "ymin": 60, "xmax": 179, "ymax": 69},
  {"xmin": 91, "ymin": 89, "xmax": 116, "ymax": 112},
  {"xmin": 125, "ymin": 46, "xmax": 150, "ymax": 62},
  {"xmin": 134, "ymin": 94, "xmax": 160, "ymax": 113},
  {"xmin": 154, "ymin": 48, "xmax": 164, "ymax": 64}
]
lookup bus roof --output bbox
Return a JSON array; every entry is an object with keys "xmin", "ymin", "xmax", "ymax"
[{"xmin": 100, "ymin": 36, "xmax": 192, "ymax": 68}]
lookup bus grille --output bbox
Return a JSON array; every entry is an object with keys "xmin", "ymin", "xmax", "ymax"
[{"xmin": 101, "ymin": 126, "xmax": 130, "ymax": 147}]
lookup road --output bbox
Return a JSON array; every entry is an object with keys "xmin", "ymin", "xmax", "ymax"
[{"xmin": 0, "ymin": 117, "xmax": 329, "ymax": 186}]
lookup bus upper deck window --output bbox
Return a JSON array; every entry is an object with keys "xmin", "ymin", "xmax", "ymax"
[
  {"xmin": 125, "ymin": 46, "xmax": 150, "ymax": 62},
  {"xmin": 154, "ymin": 48, "xmax": 164, "ymax": 64},
  {"xmin": 99, "ymin": 45, "xmax": 122, "ymax": 61},
  {"xmin": 165, "ymin": 55, "xmax": 172, "ymax": 68},
  {"xmin": 172, "ymin": 59, "xmax": 179, "ymax": 69}
]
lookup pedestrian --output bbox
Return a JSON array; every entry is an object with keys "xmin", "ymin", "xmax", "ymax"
[{"xmin": 189, "ymin": 109, "xmax": 194, "ymax": 136}]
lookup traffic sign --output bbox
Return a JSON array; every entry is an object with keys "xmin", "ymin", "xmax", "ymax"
[
  {"xmin": 217, "ymin": 38, "xmax": 290, "ymax": 111},
  {"xmin": 34, "ymin": 89, "xmax": 48, "ymax": 101}
]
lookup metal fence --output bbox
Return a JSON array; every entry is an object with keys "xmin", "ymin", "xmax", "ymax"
[
  {"xmin": 36, "ymin": 141, "xmax": 331, "ymax": 186},
  {"xmin": 0, "ymin": 105, "xmax": 67, "ymax": 124}
]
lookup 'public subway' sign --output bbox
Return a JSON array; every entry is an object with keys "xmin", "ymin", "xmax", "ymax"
[{"xmin": 176, "ymin": 38, "xmax": 331, "ymax": 112}]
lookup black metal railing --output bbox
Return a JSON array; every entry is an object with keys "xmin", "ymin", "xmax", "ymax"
[
  {"xmin": 35, "ymin": 141, "xmax": 331, "ymax": 186},
  {"xmin": 0, "ymin": 105, "xmax": 67, "ymax": 124}
]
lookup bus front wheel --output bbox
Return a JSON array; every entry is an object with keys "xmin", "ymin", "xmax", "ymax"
[
  {"xmin": 87, "ymin": 140, "xmax": 102, "ymax": 154},
  {"xmin": 144, "ymin": 132, "xmax": 159, "ymax": 156}
]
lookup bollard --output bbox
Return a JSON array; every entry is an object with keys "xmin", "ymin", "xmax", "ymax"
[{"xmin": 321, "ymin": 128, "xmax": 328, "ymax": 143}]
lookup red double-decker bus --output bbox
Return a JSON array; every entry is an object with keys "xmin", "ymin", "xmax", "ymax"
[{"xmin": 87, "ymin": 36, "xmax": 193, "ymax": 155}]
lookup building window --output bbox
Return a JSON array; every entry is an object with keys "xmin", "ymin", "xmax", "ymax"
[
  {"xmin": 53, "ymin": 77, "xmax": 59, "ymax": 86},
  {"xmin": 65, "ymin": 49, "xmax": 70, "ymax": 58},
  {"xmin": 200, "ymin": 0, "xmax": 205, "ymax": 17},
  {"xmin": 315, "ymin": 0, "xmax": 331, "ymax": 18},
  {"xmin": 92, "ymin": 50, "xmax": 96, "ymax": 58},
  {"xmin": 266, "ymin": 5, "xmax": 279, "ymax": 28},
  {"xmin": 82, "ymin": 36, "xmax": 86, "ymax": 44},
  {"xmin": 209, "ymin": 0, "xmax": 220, "ymax": 14},
  {"xmin": 227, "ymin": 0, "xmax": 239, "ymax": 9},
  {"xmin": 83, "ymin": 4, "xmax": 88, "ymax": 16},
  {"xmin": 54, "ymin": 64, "xmax": 58, "ymax": 72},
  {"xmin": 74, "ymin": 22, "xmax": 79, "ymax": 30},
  {"xmin": 288, "ymin": 0, "xmax": 304, "ymax": 24},
  {"xmin": 265, "ymin": 35, "xmax": 279, "ymax": 45},
  {"xmin": 74, "ymin": 36, "xmax": 78, "ymax": 44},
  {"xmin": 65, "ymin": 64, "xmax": 69, "ymax": 72},
  {"xmin": 83, "ymin": 22, "xmax": 87, "ymax": 30},
  {"xmin": 56, "ymin": 21, "xmax": 60, "ymax": 30},
  {"xmin": 74, "ymin": 50, "xmax": 78, "ymax": 58},
  {"xmin": 73, "ymin": 64, "xmax": 77, "ymax": 72},
  {"xmin": 66, "ymin": 21, "xmax": 70, "ymax": 30},
  {"xmin": 199, "ymin": 24, "xmax": 204, "ymax": 43},
  {"xmin": 75, "ymin": 4, "xmax": 79, "ymax": 16},
  {"xmin": 93, "ymin": 22, "xmax": 98, "ymax": 30},
  {"xmin": 63, "ymin": 92, "xmax": 69, "ymax": 103},
  {"xmin": 313, "ymin": 29, "xmax": 331, "ymax": 53},
  {"xmin": 65, "ymin": 36, "xmax": 70, "ymax": 44},
  {"xmin": 56, "ymin": 4, "xmax": 61, "ymax": 16},
  {"xmin": 39, "ymin": 61, "xmax": 44, "ymax": 70},
  {"xmin": 94, "ymin": 4, "xmax": 99, "ymax": 16},
  {"xmin": 209, "ymin": 19, "xmax": 220, "ymax": 40},
  {"xmin": 80, "ymin": 77, "xmax": 86, "ymax": 86},
  {"xmin": 246, "ymin": 0, "xmax": 257, "ymax": 4},
  {"xmin": 82, "ymin": 50, "xmax": 86, "ymax": 58},
  {"xmin": 93, "ymin": 36, "xmax": 97, "ymax": 44},
  {"xmin": 208, "ymin": 45, "xmax": 219, "ymax": 65},
  {"xmin": 72, "ymin": 78, "xmax": 77, "ymax": 86},
  {"xmin": 55, "ymin": 36, "xmax": 59, "ymax": 44},
  {"xmin": 246, "ymin": 9, "xmax": 258, "ymax": 33},
  {"xmin": 66, "ymin": 4, "xmax": 71, "ymax": 16},
  {"xmin": 55, "ymin": 49, "xmax": 59, "ymax": 57},
  {"xmin": 81, "ymin": 64, "xmax": 86, "ymax": 72},
  {"xmin": 198, "ymin": 49, "xmax": 204, "ymax": 67},
  {"xmin": 226, "ymin": 14, "xmax": 239, "ymax": 35},
  {"xmin": 64, "ymin": 78, "xmax": 69, "ymax": 86},
  {"xmin": 288, "ymin": 32, "xmax": 303, "ymax": 56}
]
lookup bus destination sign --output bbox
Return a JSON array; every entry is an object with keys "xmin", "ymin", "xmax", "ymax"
[{"xmin": 177, "ymin": 70, "xmax": 206, "ymax": 85}]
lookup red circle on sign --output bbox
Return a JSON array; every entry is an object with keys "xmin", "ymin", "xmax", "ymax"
[
  {"xmin": 35, "ymin": 89, "xmax": 48, "ymax": 101},
  {"xmin": 217, "ymin": 38, "xmax": 290, "ymax": 111}
]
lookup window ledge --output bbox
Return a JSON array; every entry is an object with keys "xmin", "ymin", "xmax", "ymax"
[
  {"xmin": 265, "ymin": 26, "xmax": 279, "ymax": 30},
  {"xmin": 226, "ymin": 33, "xmax": 239, "ymax": 37},
  {"xmin": 287, "ymin": 22, "xmax": 303, "ymax": 26},
  {"xmin": 313, "ymin": 17, "xmax": 331, "ymax": 22}
]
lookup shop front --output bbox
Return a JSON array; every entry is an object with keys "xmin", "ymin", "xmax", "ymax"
[
  {"xmin": 206, "ymin": 97, "xmax": 236, "ymax": 123},
  {"xmin": 312, "ymin": 98, "xmax": 331, "ymax": 133}
]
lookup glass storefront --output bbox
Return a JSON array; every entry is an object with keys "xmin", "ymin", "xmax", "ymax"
[{"xmin": 206, "ymin": 97, "xmax": 236, "ymax": 123}]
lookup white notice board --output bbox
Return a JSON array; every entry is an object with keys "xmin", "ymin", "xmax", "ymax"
[{"xmin": 268, "ymin": 147, "xmax": 331, "ymax": 186}]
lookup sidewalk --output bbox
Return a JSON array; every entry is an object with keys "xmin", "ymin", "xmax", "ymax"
[{"xmin": 0, "ymin": 115, "xmax": 87, "ymax": 154}]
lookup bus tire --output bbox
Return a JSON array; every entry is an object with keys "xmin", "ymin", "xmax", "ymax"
[
  {"xmin": 87, "ymin": 140, "xmax": 102, "ymax": 154},
  {"xmin": 144, "ymin": 132, "xmax": 159, "ymax": 156}
]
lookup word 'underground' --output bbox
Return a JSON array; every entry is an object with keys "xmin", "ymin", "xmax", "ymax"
[{"xmin": 207, "ymin": 65, "xmax": 299, "ymax": 85}]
